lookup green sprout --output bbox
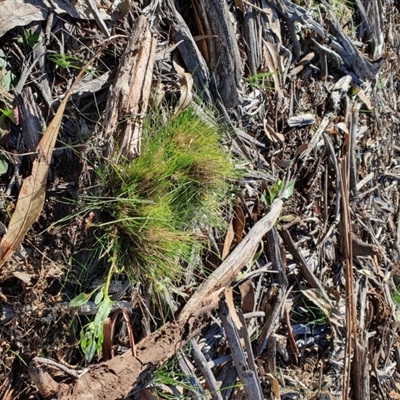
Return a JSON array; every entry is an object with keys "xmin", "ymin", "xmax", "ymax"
[
  {"xmin": 261, "ymin": 178, "xmax": 295, "ymax": 206},
  {"xmin": 16, "ymin": 28, "xmax": 41, "ymax": 49},
  {"xmin": 47, "ymin": 53, "xmax": 86, "ymax": 70}
]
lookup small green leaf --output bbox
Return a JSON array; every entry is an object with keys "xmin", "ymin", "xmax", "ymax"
[
  {"xmin": 0, "ymin": 108, "xmax": 15, "ymax": 123},
  {"xmin": 1, "ymin": 70, "xmax": 13, "ymax": 91},
  {"xmin": 70, "ymin": 292, "xmax": 90, "ymax": 307},
  {"xmin": 94, "ymin": 323, "xmax": 103, "ymax": 338},
  {"xmin": 85, "ymin": 340, "xmax": 97, "ymax": 362},
  {"xmin": 80, "ymin": 334, "xmax": 87, "ymax": 351},
  {"xmin": 27, "ymin": 33, "xmax": 40, "ymax": 49},
  {"xmin": 281, "ymin": 180, "xmax": 295, "ymax": 200},
  {"xmin": 94, "ymin": 299, "xmax": 112, "ymax": 324},
  {"xmin": 94, "ymin": 290, "xmax": 104, "ymax": 305},
  {"xmin": 0, "ymin": 154, "xmax": 8, "ymax": 175},
  {"xmin": 96, "ymin": 331, "xmax": 104, "ymax": 355}
]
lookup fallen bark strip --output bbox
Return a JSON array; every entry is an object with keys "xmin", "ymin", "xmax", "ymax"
[
  {"xmin": 32, "ymin": 199, "xmax": 283, "ymax": 400},
  {"xmin": 103, "ymin": 15, "xmax": 156, "ymax": 159},
  {"xmin": 162, "ymin": 0, "xmax": 213, "ymax": 103},
  {"xmin": 219, "ymin": 296, "xmax": 263, "ymax": 400},
  {"xmin": 200, "ymin": 0, "xmax": 242, "ymax": 108}
]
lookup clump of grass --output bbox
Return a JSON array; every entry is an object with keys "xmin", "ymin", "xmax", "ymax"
[
  {"xmin": 94, "ymin": 107, "xmax": 238, "ymax": 305},
  {"xmin": 72, "ymin": 106, "xmax": 238, "ymax": 360}
]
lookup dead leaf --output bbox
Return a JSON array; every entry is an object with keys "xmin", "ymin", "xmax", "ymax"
[
  {"xmin": 336, "ymin": 122, "xmax": 349, "ymax": 134},
  {"xmin": 265, "ymin": 373, "xmax": 280, "ymax": 400},
  {"xmin": 102, "ymin": 308, "xmax": 136, "ymax": 361},
  {"xmin": 111, "ymin": 0, "xmax": 131, "ymax": 22},
  {"xmin": 222, "ymin": 218, "xmax": 235, "ymax": 260},
  {"xmin": 225, "ymin": 288, "xmax": 243, "ymax": 332},
  {"xmin": 332, "ymin": 75, "xmax": 352, "ymax": 91},
  {"xmin": 12, "ymin": 271, "xmax": 32, "ymax": 284},
  {"xmin": 262, "ymin": 40, "xmax": 281, "ymax": 93},
  {"xmin": 0, "ymin": 50, "xmax": 104, "ymax": 267},
  {"xmin": 233, "ymin": 0, "xmax": 244, "ymax": 13},
  {"xmin": 275, "ymin": 158, "xmax": 292, "ymax": 168},
  {"xmin": 135, "ymin": 388, "xmax": 157, "ymax": 400},
  {"xmin": 264, "ymin": 119, "xmax": 285, "ymax": 142},
  {"xmin": 294, "ymin": 143, "xmax": 308, "ymax": 157},
  {"xmin": 233, "ymin": 204, "xmax": 245, "ymax": 244},
  {"xmin": 239, "ymin": 280, "xmax": 255, "ymax": 313},
  {"xmin": 287, "ymin": 113, "xmax": 316, "ymax": 127},
  {"xmin": 0, "ymin": 0, "xmax": 111, "ymax": 38},
  {"xmin": 356, "ymin": 88, "xmax": 373, "ymax": 110},
  {"xmin": 389, "ymin": 391, "xmax": 400, "ymax": 400},
  {"xmin": 172, "ymin": 59, "xmax": 193, "ymax": 115}
]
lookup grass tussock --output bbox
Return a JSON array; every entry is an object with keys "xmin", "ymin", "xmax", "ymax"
[{"xmin": 94, "ymin": 107, "xmax": 238, "ymax": 304}]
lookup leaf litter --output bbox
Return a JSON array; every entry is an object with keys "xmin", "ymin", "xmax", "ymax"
[{"xmin": 0, "ymin": 0, "xmax": 399, "ymax": 399}]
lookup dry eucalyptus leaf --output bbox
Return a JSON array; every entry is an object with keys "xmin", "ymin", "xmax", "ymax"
[
  {"xmin": 294, "ymin": 143, "xmax": 309, "ymax": 157},
  {"xmin": 232, "ymin": 204, "xmax": 245, "ymax": 244},
  {"xmin": 262, "ymin": 40, "xmax": 281, "ymax": 93},
  {"xmin": 224, "ymin": 288, "xmax": 243, "ymax": 332},
  {"xmin": 265, "ymin": 373, "xmax": 280, "ymax": 400},
  {"xmin": 172, "ymin": 59, "xmax": 193, "ymax": 115},
  {"xmin": 332, "ymin": 75, "xmax": 353, "ymax": 91},
  {"xmin": 222, "ymin": 219, "xmax": 235, "ymax": 260},
  {"xmin": 275, "ymin": 158, "xmax": 293, "ymax": 169},
  {"xmin": 0, "ymin": 56, "xmax": 98, "ymax": 267},
  {"xmin": 112, "ymin": 0, "xmax": 131, "ymax": 22},
  {"xmin": 239, "ymin": 280, "xmax": 254, "ymax": 313},
  {"xmin": 356, "ymin": 89, "xmax": 373, "ymax": 110}
]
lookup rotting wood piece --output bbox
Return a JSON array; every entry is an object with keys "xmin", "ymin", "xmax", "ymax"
[
  {"xmin": 16, "ymin": 87, "xmax": 41, "ymax": 154},
  {"xmin": 162, "ymin": 0, "xmax": 213, "ymax": 103},
  {"xmin": 190, "ymin": 0, "xmax": 242, "ymax": 108},
  {"xmin": 103, "ymin": 15, "xmax": 156, "ymax": 160}
]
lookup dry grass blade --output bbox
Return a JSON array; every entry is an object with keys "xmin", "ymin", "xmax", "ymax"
[{"xmin": 339, "ymin": 156, "xmax": 358, "ymax": 400}]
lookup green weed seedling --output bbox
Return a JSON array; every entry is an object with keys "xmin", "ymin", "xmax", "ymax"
[
  {"xmin": 47, "ymin": 53, "xmax": 86, "ymax": 70},
  {"xmin": 70, "ymin": 285, "xmax": 113, "ymax": 362},
  {"xmin": 0, "ymin": 49, "xmax": 17, "ymax": 92},
  {"xmin": 16, "ymin": 28, "xmax": 41, "ymax": 49},
  {"xmin": 245, "ymin": 71, "xmax": 275, "ymax": 91},
  {"xmin": 70, "ymin": 237, "xmax": 121, "ymax": 362},
  {"xmin": 261, "ymin": 178, "xmax": 295, "ymax": 207}
]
